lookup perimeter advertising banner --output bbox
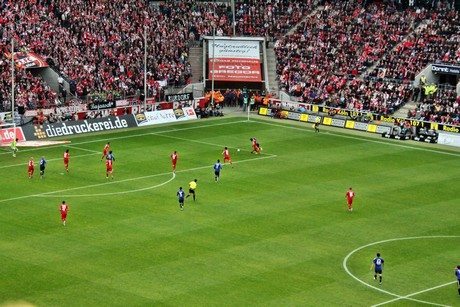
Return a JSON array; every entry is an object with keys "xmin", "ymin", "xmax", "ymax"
[
  {"xmin": 431, "ymin": 64, "xmax": 460, "ymax": 75},
  {"xmin": 258, "ymin": 107, "xmax": 393, "ymax": 135},
  {"xmin": 0, "ymin": 127, "xmax": 26, "ymax": 143},
  {"xmin": 165, "ymin": 93, "xmax": 194, "ymax": 103},
  {"xmin": 208, "ymin": 40, "xmax": 261, "ymax": 82},
  {"xmin": 22, "ymin": 115, "xmax": 137, "ymax": 140},
  {"xmin": 376, "ymin": 115, "xmax": 460, "ymax": 133},
  {"xmin": 88, "ymin": 100, "xmax": 116, "ymax": 111},
  {"xmin": 135, "ymin": 107, "xmax": 198, "ymax": 127}
]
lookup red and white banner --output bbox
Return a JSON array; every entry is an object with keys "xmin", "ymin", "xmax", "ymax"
[
  {"xmin": 208, "ymin": 58, "xmax": 261, "ymax": 82},
  {"xmin": 0, "ymin": 127, "xmax": 25, "ymax": 143},
  {"xmin": 4, "ymin": 51, "xmax": 49, "ymax": 69},
  {"xmin": 208, "ymin": 39, "xmax": 261, "ymax": 82}
]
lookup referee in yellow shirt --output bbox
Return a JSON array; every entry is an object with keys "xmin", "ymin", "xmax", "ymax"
[{"xmin": 186, "ymin": 179, "xmax": 197, "ymax": 202}]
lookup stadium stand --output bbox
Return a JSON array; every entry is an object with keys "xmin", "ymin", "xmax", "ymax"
[{"xmin": 0, "ymin": 0, "xmax": 458, "ymax": 124}]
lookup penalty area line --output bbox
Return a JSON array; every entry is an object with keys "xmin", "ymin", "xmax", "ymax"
[
  {"xmin": 153, "ymin": 133, "xmax": 276, "ymax": 157},
  {"xmin": 251, "ymin": 119, "xmax": 460, "ymax": 157},
  {"xmin": 0, "ymin": 152, "xmax": 100, "ymax": 170},
  {"xmin": 0, "ymin": 154, "xmax": 277, "ymax": 201}
]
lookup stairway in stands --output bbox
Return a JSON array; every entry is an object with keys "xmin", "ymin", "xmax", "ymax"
[{"xmin": 188, "ymin": 46, "xmax": 203, "ymax": 84}]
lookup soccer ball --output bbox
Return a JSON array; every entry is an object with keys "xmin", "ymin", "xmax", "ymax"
[{"xmin": 237, "ymin": 149, "xmax": 240, "ymax": 152}]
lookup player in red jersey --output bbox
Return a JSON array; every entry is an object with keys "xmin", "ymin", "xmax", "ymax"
[
  {"xmin": 250, "ymin": 138, "xmax": 261, "ymax": 155},
  {"xmin": 345, "ymin": 187, "xmax": 355, "ymax": 212},
  {"xmin": 28, "ymin": 157, "xmax": 35, "ymax": 178},
  {"xmin": 101, "ymin": 142, "xmax": 110, "ymax": 161},
  {"xmin": 170, "ymin": 151, "xmax": 178, "ymax": 173},
  {"xmin": 106, "ymin": 150, "xmax": 115, "ymax": 179},
  {"xmin": 59, "ymin": 201, "xmax": 69, "ymax": 226},
  {"xmin": 222, "ymin": 147, "xmax": 233, "ymax": 166},
  {"xmin": 63, "ymin": 149, "xmax": 70, "ymax": 172}
]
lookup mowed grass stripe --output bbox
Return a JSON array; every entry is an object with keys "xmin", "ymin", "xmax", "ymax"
[{"xmin": 1, "ymin": 117, "xmax": 460, "ymax": 306}]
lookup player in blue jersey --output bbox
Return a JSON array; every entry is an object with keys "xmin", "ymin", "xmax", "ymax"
[
  {"xmin": 177, "ymin": 187, "xmax": 185, "ymax": 211},
  {"xmin": 39, "ymin": 156, "xmax": 47, "ymax": 179},
  {"xmin": 214, "ymin": 159, "xmax": 223, "ymax": 182},
  {"xmin": 370, "ymin": 253, "xmax": 384, "ymax": 284},
  {"xmin": 106, "ymin": 150, "xmax": 115, "ymax": 161},
  {"xmin": 455, "ymin": 265, "xmax": 460, "ymax": 295}
]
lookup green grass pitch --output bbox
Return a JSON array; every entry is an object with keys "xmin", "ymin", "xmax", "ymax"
[{"xmin": 1, "ymin": 115, "xmax": 460, "ymax": 306}]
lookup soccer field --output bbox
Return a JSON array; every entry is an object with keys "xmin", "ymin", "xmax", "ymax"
[{"xmin": 1, "ymin": 115, "xmax": 460, "ymax": 306}]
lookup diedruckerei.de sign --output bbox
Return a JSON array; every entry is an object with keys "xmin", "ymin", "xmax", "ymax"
[{"xmin": 22, "ymin": 115, "xmax": 137, "ymax": 140}]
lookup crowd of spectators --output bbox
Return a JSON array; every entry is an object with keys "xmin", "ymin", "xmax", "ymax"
[
  {"xmin": 368, "ymin": 7, "xmax": 460, "ymax": 82},
  {"xmin": 406, "ymin": 85, "xmax": 460, "ymax": 125},
  {"xmin": 273, "ymin": 0, "xmax": 460, "ymax": 121},
  {"xmin": 367, "ymin": 4, "xmax": 460, "ymax": 123},
  {"xmin": 0, "ymin": 0, "xmax": 459, "ymax": 126},
  {"xmin": 274, "ymin": 0, "xmax": 425, "ymax": 115},
  {"xmin": 0, "ymin": 0, "xmax": 309, "ymax": 114},
  {"xmin": 233, "ymin": 0, "xmax": 309, "ymax": 40},
  {"xmin": 0, "ymin": 49, "xmax": 58, "ymax": 112}
]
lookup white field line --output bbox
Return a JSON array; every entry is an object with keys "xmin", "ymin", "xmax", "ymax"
[
  {"xmin": 0, "ymin": 154, "xmax": 276, "ymax": 201},
  {"xmin": 156, "ymin": 133, "xmax": 276, "ymax": 157},
  {"xmin": 0, "ymin": 152, "xmax": 100, "ymax": 169},
  {"xmin": 0, "ymin": 119, "xmax": 267, "ymax": 171},
  {"xmin": 2, "ymin": 118, "xmax": 459, "ymax": 159},
  {"xmin": 253, "ymin": 119, "xmax": 460, "ymax": 157},
  {"xmin": 0, "ymin": 119, "xmax": 250, "ymax": 157},
  {"xmin": 66, "ymin": 144, "xmax": 100, "ymax": 154},
  {"xmin": 343, "ymin": 236, "xmax": 460, "ymax": 307},
  {"xmin": 372, "ymin": 281, "xmax": 456, "ymax": 307}
]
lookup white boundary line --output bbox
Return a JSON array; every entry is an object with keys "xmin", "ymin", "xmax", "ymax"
[
  {"xmin": 66, "ymin": 144, "xmax": 100, "ymax": 154},
  {"xmin": 0, "ymin": 120, "xmax": 254, "ymax": 170},
  {"xmin": 0, "ymin": 154, "xmax": 276, "ymax": 201},
  {"xmin": 343, "ymin": 236, "xmax": 460, "ymax": 307},
  {"xmin": 36, "ymin": 172, "xmax": 178, "ymax": 198},
  {"xmin": 0, "ymin": 152, "xmax": 100, "ymax": 169},
  {"xmin": 372, "ymin": 281, "xmax": 456, "ymax": 307},
  {"xmin": 4, "ymin": 118, "xmax": 459, "ymax": 158},
  {"xmin": 252, "ymin": 119, "xmax": 460, "ymax": 157},
  {"xmin": 156, "ymin": 133, "xmax": 276, "ymax": 157},
  {"xmin": 0, "ymin": 120, "xmax": 250, "ymax": 157},
  {"xmin": 2, "ymin": 117, "xmax": 457, "ymax": 199}
]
